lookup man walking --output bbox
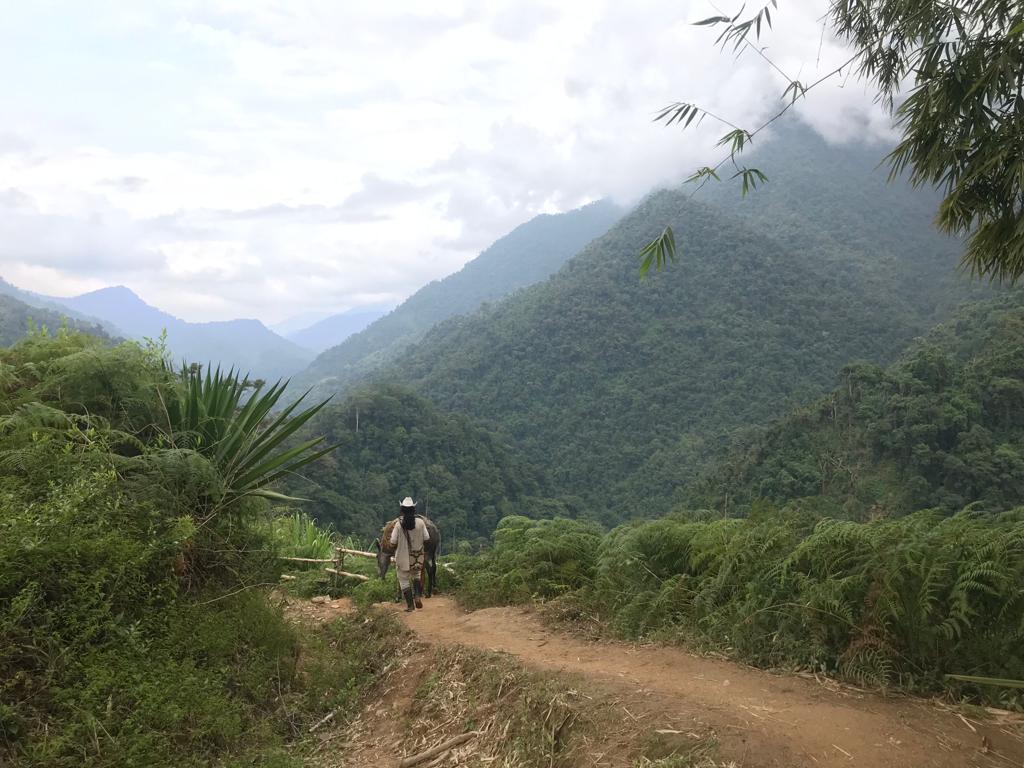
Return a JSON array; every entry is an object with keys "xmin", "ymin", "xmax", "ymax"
[{"xmin": 390, "ymin": 497, "xmax": 430, "ymax": 612}]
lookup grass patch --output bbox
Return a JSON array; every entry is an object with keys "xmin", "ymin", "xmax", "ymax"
[{"xmin": 402, "ymin": 646, "xmax": 723, "ymax": 768}]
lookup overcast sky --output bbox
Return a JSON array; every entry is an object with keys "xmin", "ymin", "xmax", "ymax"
[{"xmin": 0, "ymin": 0, "xmax": 891, "ymax": 324}]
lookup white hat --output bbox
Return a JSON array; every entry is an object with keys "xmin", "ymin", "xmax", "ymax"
[{"xmin": 400, "ymin": 496, "xmax": 415, "ymax": 508}]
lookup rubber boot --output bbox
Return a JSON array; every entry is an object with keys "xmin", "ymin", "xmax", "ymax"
[
  {"xmin": 413, "ymin": 580, "xmax": 423, "ymax": 609},
  {"xmin": 402, "ymin": 588, "xmax": 415, "ymax": 612}
]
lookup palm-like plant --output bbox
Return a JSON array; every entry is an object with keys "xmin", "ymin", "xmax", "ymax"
[{"xmin": 159, "ymin": 365, "xmax": 334, "ymax": 502}]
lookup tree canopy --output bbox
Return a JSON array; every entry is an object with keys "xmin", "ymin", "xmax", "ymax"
[
  {"xmin": 364, "ymin": 127, "xmax": 986, "ymax": 521},
  {"xmin": 685, "ymin": 292, "xmax": 1024, "ymax": 518}
]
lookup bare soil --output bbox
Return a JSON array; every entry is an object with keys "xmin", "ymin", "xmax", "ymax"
[{"xmin": 298, "ymin": 594, "xmax": 1024, "ymax": 768}]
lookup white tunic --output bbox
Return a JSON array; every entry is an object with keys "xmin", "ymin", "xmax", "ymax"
[{"xmin": 389, "ymin": 516, "xmax": 430, "ymax": 572}]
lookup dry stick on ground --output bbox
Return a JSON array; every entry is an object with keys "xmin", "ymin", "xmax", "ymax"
[
  {"xmin": 309, "ymin": 710, "xmax": 336, "ymax": 733},
  {"xmin": 422, "ymin": 750, "xmax": 451, "ymax": 768},
  {"xmin": 397, "ymin": 731, "xmax": 481, "ymax": 768}
]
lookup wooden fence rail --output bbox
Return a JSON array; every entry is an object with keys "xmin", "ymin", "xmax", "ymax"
[
  {"xmin": 324, "ymin": 568, "xmax": 369, "ymax": 581},
  {"xmin": 335, "ymin": 546, "xmax": 377, "ymax": 559},
  {"xmin": 279, "ymin": 545, "xmax": 379, "ymax": 588}
]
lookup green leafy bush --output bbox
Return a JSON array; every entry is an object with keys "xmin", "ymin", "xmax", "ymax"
[{"xmin": 453, "ymin": 516, "xmax": 604, "ymax": 609}]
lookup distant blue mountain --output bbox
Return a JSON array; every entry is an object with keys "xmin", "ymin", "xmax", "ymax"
[
  {"xmin": 285, "ymin": 305, "xmax": 391, "ymax": 353},
  {"xmin": 272, "ymin": 311, "xmax": 333, "ymax": 337},
  {"xmin": 31, "ymin": 284, "xmax": 313, "ymax": 381}
]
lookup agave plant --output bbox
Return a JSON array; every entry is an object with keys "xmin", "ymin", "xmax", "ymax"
[{"xmin": 159, "ymin": 365, "xmax": 334, "ymax": 502}]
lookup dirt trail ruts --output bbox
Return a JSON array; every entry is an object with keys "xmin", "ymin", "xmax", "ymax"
[{"xmin": 392, "ymin": 596, "xmax": 1024, "ymax": 768}]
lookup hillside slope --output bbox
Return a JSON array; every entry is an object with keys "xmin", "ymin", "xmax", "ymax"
[
  {"xmin": 369, "ymin": 128, "xmax": 988, "ymax": 520},
  {"xmin": 283, "ymin": 386, "xmax": 556, "ymax": 544},
  {"xmin": 292, "ymin": 200, "xmax": 622, "ymax": 397},
  {"xmin": 684, "ymin": 292, "xmax": 1024, "ymax": 518},
  {"xmin": 0, "ymin": 278, "xmax": 118, "ymax": 335},
  {"xmin": 0, "ymin": 294, "xmax": 113, "ymax": 346}
]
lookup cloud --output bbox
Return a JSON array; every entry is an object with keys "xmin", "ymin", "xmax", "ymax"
[
  {"xmin": 100, "ymin": 176, "xmax": 148, "ymax": 192},
  {"xmin": 0, "ymin": 0, "xmax": 894, "ymax": 323},
  {"xmin": 0, "ymin": 187, "xmax": 166, "ymax": 274},
  {"xmin": 0, "ymin": 132, "xmax": 32, "ymax": 156}
]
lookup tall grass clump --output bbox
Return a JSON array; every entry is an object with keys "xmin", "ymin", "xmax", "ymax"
[{"xmin": 272, "ymin": 510, "xmax": 337, "ymax": 561}]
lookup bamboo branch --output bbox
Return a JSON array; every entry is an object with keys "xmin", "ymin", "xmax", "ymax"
[{"xmin": 280, "ymin": 556, "xmax": 335, "ymax": 563}]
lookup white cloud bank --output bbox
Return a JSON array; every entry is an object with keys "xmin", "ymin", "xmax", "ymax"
[{"xmin": 0, "ymin": 0, "xmax": 891, "ymax": 322}]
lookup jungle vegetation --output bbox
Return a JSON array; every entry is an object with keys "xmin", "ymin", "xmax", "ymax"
[
  {"xmin": 368, "ymin": 128, "xmax": 990, "ymax": 521},
  {"xmin": 685, "ymin": 293, "xmax": 1024, "ymax": 518},
  {"xmin": 0, "ymin": 329, "xmax": 394, "ymax": 767},
  {"xmin": 281, "ymin": 385, "xmax": 571, "ymax": 547},
  {"xmin": 445, "ymin": 288, "xmax": 1024, "ymax": 705}
]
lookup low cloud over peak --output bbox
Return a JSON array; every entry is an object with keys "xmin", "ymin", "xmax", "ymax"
[{"xmin": 0, "ymin": 1, "xmax": 891, "ymax": 323}]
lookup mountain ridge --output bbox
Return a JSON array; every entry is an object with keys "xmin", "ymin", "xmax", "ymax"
[
  {"xmin": 5, "ymin": 281, "xmax": 314, "ymax": 381},
  {"xmin": 356, "ymin": 125, "xmax": 990, "ymax": 520},
  {"xmin": 0, "ymin": 292, "xmax": 114, "ymax": 346},
  {"xmin": 285, "ymin": 305, "xmax": 391, "ymax": 353},
  {"xmin": 291, "ymin": 199, "xmax": 624, "ymax": 398}
]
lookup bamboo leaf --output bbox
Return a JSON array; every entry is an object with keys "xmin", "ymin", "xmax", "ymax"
[
  {"xmin": 694, "ymin": 15, "xmax": 730, "ymax": 26},
  {"xmin": 946, "ymin": 674, "xmax": 1024, "ymax": 688}
]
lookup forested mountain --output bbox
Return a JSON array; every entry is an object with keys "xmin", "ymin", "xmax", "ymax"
[
  {"xmin": 366, "ymin": 127, "xmax": 989, "ymax": 520},
  {"xmin": 282, "ymin": 386, "xmax": 563, "ymax": 547},
  {"xmin": 0, "ymin": 278, "xmax": 118, "ymax": 335},
  {"xmin": 0, "ymin": 293, "xmax": 112, "ymax": 346},
  {"xmin": 285, "ymin": 305, "xmax": 390, "ymax": 353},
  {"xmin": 47, "ymin": 285, "xmax": 313, "ymax": 381},
  {"xmin": 292, "ymin": 200, "xmax": 623, "ymax": 397},
  {"xmin": 683, "ymin": 293, "xmax": 1024, "ymax": 518}
]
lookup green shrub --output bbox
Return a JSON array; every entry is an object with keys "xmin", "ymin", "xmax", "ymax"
[
  {"xmin": 454, "ymin": 516, "xmax": 604, "ymax": 609},
  {"xmin": 0, "ymin": 333, "xmax": 378, "ymax": 766}
]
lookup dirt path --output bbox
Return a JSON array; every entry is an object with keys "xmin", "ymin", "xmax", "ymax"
[{"xmin": 389, "ymin": 596, "xmax": 1024, "ymax": 768}]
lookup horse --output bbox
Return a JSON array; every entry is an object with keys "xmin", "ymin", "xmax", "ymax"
[{"xmin": 373, "ymin": 515, "xmax": 440, "ymax": 598}]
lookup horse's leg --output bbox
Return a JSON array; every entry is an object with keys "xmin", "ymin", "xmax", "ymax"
[{"xmin": 427, "ymin": 555, "xmax": 437, "ymax": 597}]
